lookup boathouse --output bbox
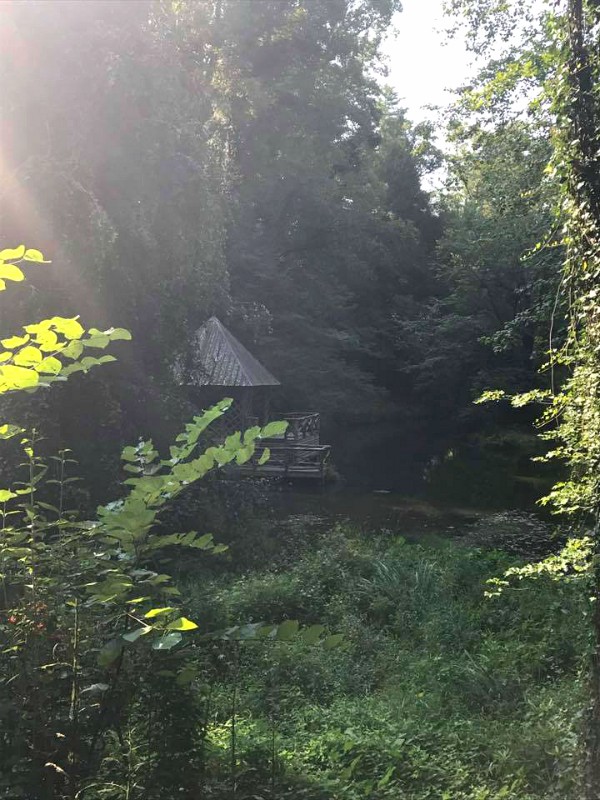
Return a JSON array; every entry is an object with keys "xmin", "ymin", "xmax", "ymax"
[{"xmin": 175, "ymin": 317, "xmax": 330, "ymax": 480}]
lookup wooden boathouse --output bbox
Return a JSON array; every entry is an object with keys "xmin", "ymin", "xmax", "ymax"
[{"xmin": 175, "ymin": 317, "xmax": 331, "ymax": 481}]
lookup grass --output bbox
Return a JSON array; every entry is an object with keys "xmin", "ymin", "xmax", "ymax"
[{"xmin": 179, "ymin": 519, "xmax": 588, "ymax": 799}]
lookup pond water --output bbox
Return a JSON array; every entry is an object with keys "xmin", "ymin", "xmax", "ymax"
[{"xmin": 271, "ymin": 487, "xmax": 486, "ymax": 543}]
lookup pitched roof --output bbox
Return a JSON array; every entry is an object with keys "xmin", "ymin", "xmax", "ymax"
[{"xmin": 176, "ymin": 316, "xmax": 280, "ymax": 388}]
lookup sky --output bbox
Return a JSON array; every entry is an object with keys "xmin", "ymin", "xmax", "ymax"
[{"xmin": 381, "ymin": 0, "xmax": 473, "ymax": 123}]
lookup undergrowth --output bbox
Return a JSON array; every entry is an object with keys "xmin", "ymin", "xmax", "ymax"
[{"xmin": 178, "ymin": 522, "xmax": 588, "ymax": 800}]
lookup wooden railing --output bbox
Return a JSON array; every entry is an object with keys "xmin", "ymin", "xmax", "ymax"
[
  {"xmin": 238, "ymin": 443, "xmax": 331, "ymax": 480},
  {"xmin": 279, "ymin": 412, "xmax": 320, "ymax": 442}
]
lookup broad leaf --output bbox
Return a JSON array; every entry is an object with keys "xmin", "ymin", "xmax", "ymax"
[
  {"xmin": 165, "ymin": 616, "xmax": 198, "ymax": 631},
  {"xmin": 144, "ymin": 607, "xmax": 176, "ymax": 619},
  {"xmin": 152, "ymin": 632, "xmax": 182, "ymax": 651}
]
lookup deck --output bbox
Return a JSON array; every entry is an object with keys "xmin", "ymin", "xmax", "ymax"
[{"xmin": 236, "ymin": 412, "xmax": 331, "ymax": 481}]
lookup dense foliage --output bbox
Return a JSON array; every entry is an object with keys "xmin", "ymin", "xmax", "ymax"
[
  {"xmin": 4, "ymin": 0, "xmax": 600, "ymax": 797},
  {"xmin": 176, "ymin": 519, "xmax": 587, "ymax": 800},
  {"xmin": 0, "ymin": 0, "xmax": 548, "ymax": 495}
]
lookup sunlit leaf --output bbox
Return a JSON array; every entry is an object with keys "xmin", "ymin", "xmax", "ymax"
[
  {"xmin": 144, "ymin": 607, "xmax": 176, "ymax": 619},
  {"xmin": 1, "ymin": 335, "xmax": 29, "ymax": 349},
  {"xmin": 0, "ymin": 365, "xmax": 39, "ymax": 390},
  {"xmin": 0, "ymin": 245, "xmax": 25, "ymax": 260},
  {"xmin": 0, "ymin": 264, "xmax": 25, "ymax": 283},
  {"xmin": 165, "ymin": 617, "xmax": 198, "ymax": 631},
  {"xmin": 13, "ymin": 346, "xmax": 42, "ymax": 367},
  {"xmin": 23, "ymin": 248, "xmax": 48, "ymax": 262},
  {"xmin": 50, "ymin": 317, "xmax": 84, "ymax": 340},
  {"xmin": 36, "ymin": 356, "xmax": 62, "ymax": 375}
]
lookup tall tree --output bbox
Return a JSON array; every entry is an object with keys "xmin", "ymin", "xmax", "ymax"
[
  {"xmin": 211, "ymin": 1, "xmax": 444, "ymax": 473},
  {"xmin": 0, "ymin": 0, "xmax": 229, "ymax": 489},
  {"xmin": 446, "ymin": 0, "xmax": 600, "ymax": 790}
]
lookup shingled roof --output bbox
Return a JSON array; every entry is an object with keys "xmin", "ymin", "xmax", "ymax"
[{"xmin": 176, "ymin": 316, "xmax": 280, "ymax": 388}]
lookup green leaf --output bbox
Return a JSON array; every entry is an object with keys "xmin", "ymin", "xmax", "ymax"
[
  {"xmin": 97, "ymin": 639, "xmax": 123, "ymax": 668},
  {"xmin": 36, "ymin": 329, "xmax": 59, "ymax": 351},
  {"xmin": 165, "ymin": 617, "xmax": 198, "ymax": 631},
  {"xmin": 0, "ymin": 424, "xmax": 23, "ymax": 440},
  {"xmin": 261, "ymin": 420, "xmax": 289, "ymax": 438},
  {"xmin": 122, "ymin": 626, "xmax": 152, "ymax": 642},
  {"xmin": 257, "ymin": 447, "xmax": 270, "ymax": 465},
  {"xmin": 378, "ymin": 766, "xmax": 395, "ymax": 789},
  {"xmin": 302, "ymin": 624, "xmax": 325, "ymax": 645},
  {"xmin": 0, "ymin": 489, "xmax": 17, "ymax": 502},
  {"xmin": 190, "ymin": 533, "xmax": 214, "ymax": 549},
  {"xmin": 235, "ymin": 445, "xmax": 254, "ymax": 465},
  {"xmin": 0, "ymin": 245, "xmax": 25, "ymax": 260},
  {"xmin": 61, "ymin": 340, "xmax": 84, "ymax": 360},
  {"xmin": 85, "ymin": 334, "xmax": 110, "ymax": 349},
  {"xmin": 323, "ymin": 633, "xmax": 344, "ymax": 650},
  {"xmin": 121, "ymin": 446, "xmax": 138, "ymax": 462},
  {"xmin": 152, "ymin": 632, "xmax": 182, "ymax": 651},
  {"xmin": 0, "ymin": 365, "xmax": 39, "ymax": 390},
  {"xmin": 276, "ymin": 620, "xmax": 299, "ymax": 641},
  {"xmin": 106, "ymin": 327, "xmax": 132, "ymax": 341},
  {"xmin": 144, "ymin": 607, "xmax": 176, "ymax": 619},
  {"xmin": 0, "ymin": 264, "xmax": 25, "ymax": 283},
  {"xmin": 36, "ymin": 356, "xmax": 62, "ymax": 375},
  {"xmin": 13, "ymin": 346, "xmax": 42, "ymax": 367},
  {"xmin": 1, "ymin": 335, "xmax": 29, "ymax": 349},
  {"xmin": 123, "ymin": 464, "xmax": 141, "ymax": 474},
  {"xmin": 23, "ymin": 248, "xmax": 48, "ymax": 262},
  {"xmin": 243, "ymin": 426, "xmax": 261, "ymax": 444},
  {"xmin": 50, "ymin": 317, "xmax": 84, "ymax": 340},
  {"xmin": 176, "ymin": 665, "xmax": 198, "ymax": 686}
]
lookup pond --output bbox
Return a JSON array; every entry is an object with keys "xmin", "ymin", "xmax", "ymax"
[{"xmin": 271, "ymin": 486, "xmax": 486, "ymax": 543}]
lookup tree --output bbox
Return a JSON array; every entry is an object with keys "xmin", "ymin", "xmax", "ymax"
[
  {"xmin": 446, "ymin": 0, "xmax": 600, "ymax": 792},
  {"xmin": 0, "ymin": 0, "xmax": 229, "ymax": 493}
]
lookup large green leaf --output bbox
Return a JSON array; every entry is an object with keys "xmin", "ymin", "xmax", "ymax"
[
  {"xmin": 323, "ymin": 633, "xmax": 344, "ymax": 650},
  {"xmin": 165, "ymin": 616, "xmax": 198, "ymax": 631},
  {"xmin": 122, "ymin": 626, "xmax": 152, "ymax": 642},
  {"xmin": 97, "ymin": 639, "xmax": 123, "ymax": 667},
  {"xmin": 1, "ymin": 335, "xmax": 28, "ymax": 348},
  {"xmin": 261, "ymin": 420, "xmax": 289, "ymax": 438},
  {"xmin": 13, "ymin": 346, "xmax": 42, "ymax": 367},
  {"xmin": 0, "ymin": 264, "xmax": 25, "ymax": 284},
  {"xmin": 0, "ymin": 365, "xmax": 39, "ymax": 390},
  {"xmin": 144, "ymin": 607, "xmax": 176, "ymax": 619},
  {"xmin": 23, "ymin": 248, "xmax": 48, "ymax": 262},
  {"xmin": 302, "ymin": 624, "xmax": 326, "ymax": 645},
  {"xmin": 0, "ymin": 245, "xmax": 25, "ymax": 260},
  {"xmin": 152, "ymin": 632, "xmax": 182, "ymax": 651},
  {"xmin": 276, "ymin": 620, "xmax": 299, "ymax": 641}
]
